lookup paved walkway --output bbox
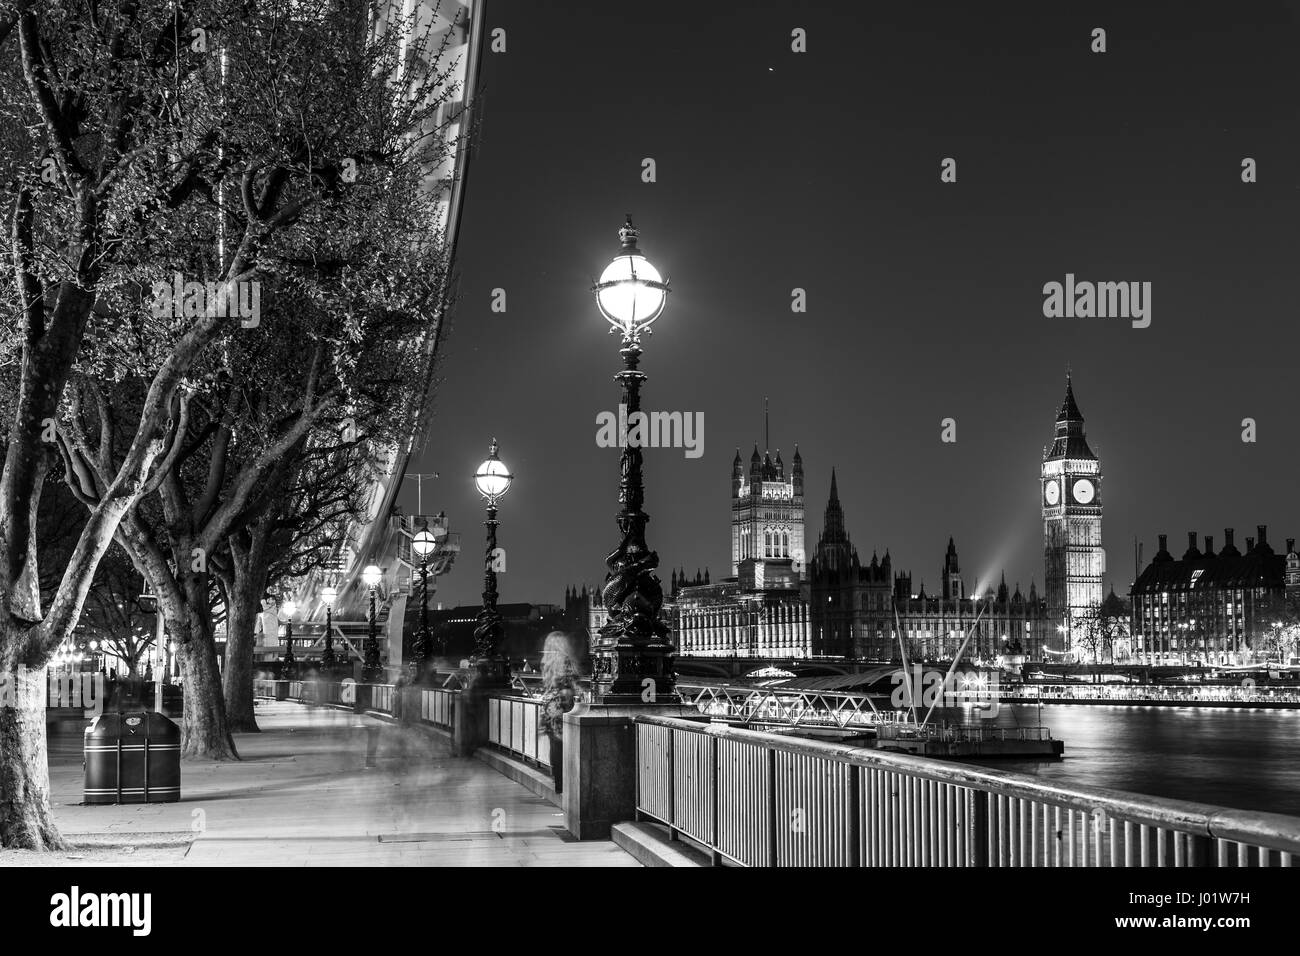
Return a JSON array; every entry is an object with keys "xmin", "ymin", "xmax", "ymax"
[{"xmin": 19, "ymin": 701, "xmax": 638, "ymax": 866}]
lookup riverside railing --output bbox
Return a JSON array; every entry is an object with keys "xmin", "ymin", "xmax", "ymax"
[
  {"xmin": 635, "ymin": 714, "xmax": 1300, "ymax": 867},
  {"xmin": 253, "ymin": 679, "xmax": 461, "ymax": 735},
  {"xmin": 252, "ymin": 680, "xmax": 393, "ymax": 717},
  {"xmin": 487, "ymin": 694, "xmax": 551, "ymax": 768}
]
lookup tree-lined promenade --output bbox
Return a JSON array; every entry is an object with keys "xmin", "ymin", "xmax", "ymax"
[
  {"xmin": 0, "ymin": 1, "xmax": 466, "ymax": 850},
  {"xmin": 4, "ymin": 701, "xmax": 637, "ymax": 866}
]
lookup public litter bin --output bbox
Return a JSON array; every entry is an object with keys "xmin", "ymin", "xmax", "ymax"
[{"xmin": 84, "ymin": 712, "xmax": 181, "ymax": 804}]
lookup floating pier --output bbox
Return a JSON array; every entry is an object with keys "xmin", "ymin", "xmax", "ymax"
[{"xmin": 876, "ymin": 722, "xmax": 1065, "ymax": 759}]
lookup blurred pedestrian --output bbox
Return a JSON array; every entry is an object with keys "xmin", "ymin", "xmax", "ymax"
[{"xmin": 538, "ymin": 631, "xmax": 579, "ymax": 795}]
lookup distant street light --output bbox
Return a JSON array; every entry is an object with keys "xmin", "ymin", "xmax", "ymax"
[
  {"xmin": 411, "ymin": 526, "xmax": 439, "ymax": 683},
  {"xmin": 321, "ymin": 585, "xmax": 338, "ymax": 675},
  {"xmin": 472, "ymin": 440, "xmax": 512, "ymax": 684},
  {"xmin": 362, "ymin": 565, "xmax": 383, "ymax": 682},
  {"xmin": 590, "ymin": 217, "xmax": 676, "ymax": 703},
  {"xmin": 281, "ymin": 598, "xmax": 297, "ymax": 679}
]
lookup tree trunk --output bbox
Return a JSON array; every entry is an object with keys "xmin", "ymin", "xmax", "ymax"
[
  {"xmin": 222, "ymin": 544, "xmax": 268, "ymax": 733},
  {"xmin": 179, "ymin": 637, "xmax": 237, "ymax": 759},
  {"xmin": 174, "ymin": 572, "xmax": 238, "ymax": 760},
  {"xmin": 0, "ymin": 665, "xmax": 66, "ymax": 850}
]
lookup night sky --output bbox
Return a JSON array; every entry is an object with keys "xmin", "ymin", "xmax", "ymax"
[{"xmin": 402, "ymin": 0, "xmax": 1300, "ymax": 610}]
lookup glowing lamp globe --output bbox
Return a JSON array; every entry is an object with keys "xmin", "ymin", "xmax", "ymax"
[
  {"xmin": 281, "ymin": 599, "xmax": 297, "ymax": 618},
  {"xmin": 362, "ymin": 565, "xmax": 382, "ymax": 589},
  {"xmin": 412, "ymin": 528, "xmax": 438, "ymax": 558},
  {"xmin": 474, "ymin": 439, "xmax": 513, "ymax": 502},
  {"xmin": 321, "ymin": 586, "xmax": 338, "ymax": 607},
  {"xmin": 593, "ymin": 217, "xmax": 669, "ymax": 338}
]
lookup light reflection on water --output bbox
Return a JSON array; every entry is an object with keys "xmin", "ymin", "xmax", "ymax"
[{"xmin": 932, "ymin": 703, "xmax": 1300, "ymax": 816}]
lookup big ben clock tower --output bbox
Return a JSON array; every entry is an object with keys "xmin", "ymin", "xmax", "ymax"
[{"xmin": 1042, "ymin": 375, "xmax": 1105, "ymax": 657}]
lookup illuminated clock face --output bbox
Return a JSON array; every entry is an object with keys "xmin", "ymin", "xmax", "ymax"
[
  {"xmin": 1044, "ymin": 480, "xmax": 1060, "ymax": 506},
  {"xmin": 1072, "ymin": 478, "xmax": 1096, "ymax": 504}
]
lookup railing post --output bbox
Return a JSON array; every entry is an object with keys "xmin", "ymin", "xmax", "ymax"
[
  {"xmin": 847, "ymin": 764, "xmax": 861, "ymax": 867},
  {"xmin": 767, "ymin": 747, "xmax": 778, "ymax": 867},
  {"xmin": 1188, "ymin": 834, "xmax": 1216, "ymax": 867},
  {"xmin": 969, "ymin": 789, "xmax": 990, "ymax": 867},
  {"xmin": 665, "ymin": 727, "xmax": 676, "ymax": 840},
  {"xmin": 710, "ymin": 734, "xmax": 721, "ymax": 866}
]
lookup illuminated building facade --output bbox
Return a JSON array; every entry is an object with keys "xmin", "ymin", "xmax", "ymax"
[
  {"xmin": 807, "ymin": 474, "xmax": 1050, "ymax": 661},
  {"xmin": 1130, "ymin": 527, "xmax": 1299, "ymax": 664},
  {"xmin": 732, "ymin": 445, "xmax": 805, "ymax": 579},
  {"xmin": 675, "ymin": 438, "xmax": 811, "ymax": 658},
  {"xmin": 671, "ymin": 571, "xmax": 811, "ymax": 659},
  {"xmin": 1042, "ymin": 375, "xmax": 1106, "ymax": 655}
]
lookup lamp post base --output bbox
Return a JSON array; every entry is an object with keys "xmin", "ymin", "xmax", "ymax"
[
  {"xmin": 561, "ymin": 698, "xmax": 699, "ymax": 840},
  {"xmin": 592, "ymin": 640, "xmax": 677, "ymax": 704}
]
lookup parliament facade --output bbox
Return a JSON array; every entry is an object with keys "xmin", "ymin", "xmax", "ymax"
[{"xmin": 571, "ymin": 380, "xmax": 1105, "ymax": 664}]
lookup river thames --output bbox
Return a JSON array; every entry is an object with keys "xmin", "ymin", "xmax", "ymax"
[{"xmin": 963, "ymin": 703, "xmax": 1300, "ymax": 816}]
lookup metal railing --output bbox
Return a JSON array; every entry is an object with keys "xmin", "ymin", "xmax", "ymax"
[
  {"xmin": 635, "ymin": 714, "xmax": 1300, "ymax": 867},
  {"xmin": 295, "ymin": 681, "xmax": 346, "ymax": 707},
  {"xmin": 420, "ymin": 688, "xmax": 457, "ymax": 731},
  {"xmin": 253, "ymin": 679, "xmax": 459, "ymax": 736},
  {"xmin": 253, "ymin": 680, "xmax": 396, "ymax": 715},
  {"xmin": 362, "ymin": 683, "xmax": 393, "ymax": 714},
  {"xmin": 487, "ymin": 694, "xmax": 551, "ymax": 768}
]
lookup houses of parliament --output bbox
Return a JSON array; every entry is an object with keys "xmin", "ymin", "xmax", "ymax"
[{"xmin": 570, "ymin": 380, "xmax": 1106, "ymax": 663}]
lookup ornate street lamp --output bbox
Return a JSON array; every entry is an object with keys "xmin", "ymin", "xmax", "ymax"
[
  {"xmin": 590, "ymin": 216, "xmax": 676, "ymax": 703},
  {"xmin": 411, "ymin": 526, "xmax": 439, "ymax": 682},
  {"xmin": 361, "ymin": 565, "xmax": 383, "ymax": 682},
  {"xmin": 280, "ymin": 598, "xmax": 297, "ymax": 679},
  {"xmin": 472, "ymin": 440, "xmax": 512, "ymax": 684},
  {"xmin": 320, "ymin": 586, "xmax": 338, "ymax": 675}
]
